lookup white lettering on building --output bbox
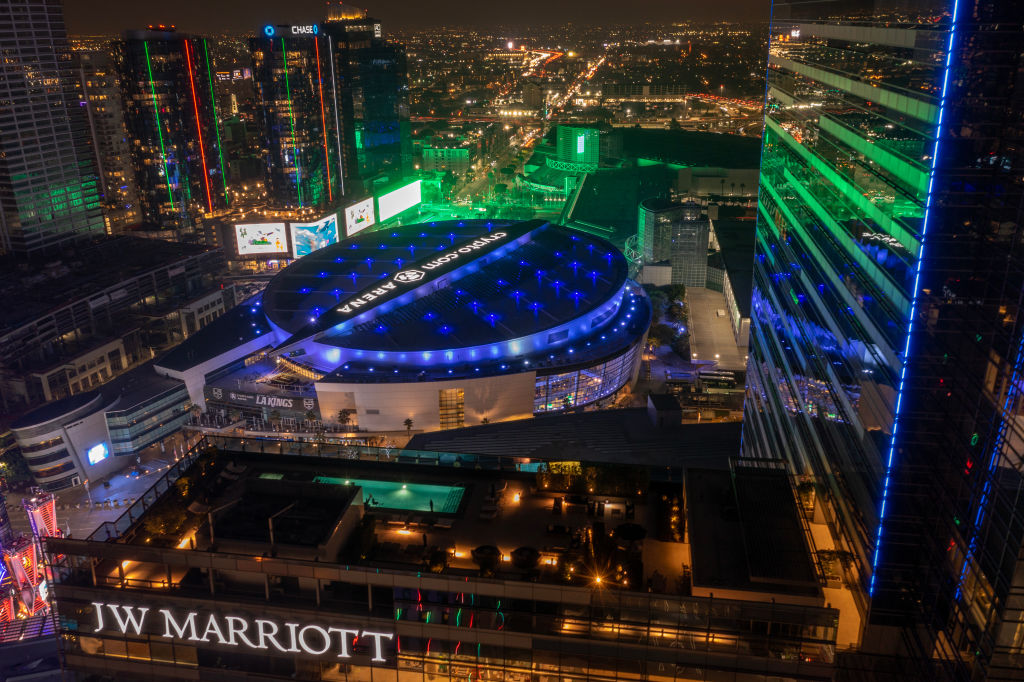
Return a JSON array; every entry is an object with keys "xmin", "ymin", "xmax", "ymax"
[
  {"xmin": 335, "ymin": 232, "xmax": 509, "ymax": 314},
  {"xmin": 92, "ymin": 602, "xmax": 393, "ymax": 662}
]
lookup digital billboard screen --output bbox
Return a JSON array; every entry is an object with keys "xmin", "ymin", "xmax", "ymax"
[
  {"xmin": 344, "ymin": 198, "xmax": 376, "ymax": 236},
  {"xmin": 376, "ymin": 180, "xmax": 422, "ymax": 222},
  {"xmin": 87, "ymin": 442, "xmax": 109, "ymax": 465},
  {"xmin": 290, "ymin": 213, "xmax": 339, "ymax": 258},
  {"xmin": 235, "ymin": 223, "xmax": 288, "ymax": 256}
]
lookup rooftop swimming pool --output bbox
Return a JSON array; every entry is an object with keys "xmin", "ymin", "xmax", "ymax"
[{"xmin": 258, "ymin": 473, "xmax": 464, "ymax": 513}]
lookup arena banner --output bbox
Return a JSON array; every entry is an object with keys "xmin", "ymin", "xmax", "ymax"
[{"xmin": 204, "ymin": 386, "xmax": 319, "ymax": 414}]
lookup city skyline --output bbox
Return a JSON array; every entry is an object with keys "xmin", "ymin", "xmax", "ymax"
[
  {"xmin": 4, "ymin": 0, "xmax": 1024, "ymax": 678},
  {"xmin": 63, "ymin": 0, "xmax": 773, "ymax": 34}
]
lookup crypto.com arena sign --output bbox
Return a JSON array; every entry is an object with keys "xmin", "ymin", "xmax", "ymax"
[{"xmin": 92, "ymin": 602, "xmax": 394, "ymax": 663}]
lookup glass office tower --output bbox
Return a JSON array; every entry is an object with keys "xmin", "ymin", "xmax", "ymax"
[
  {"xmin": 0, "ymin": 0, "xmax": 104, "ymax": 256},
  {"xmin": 251, "ymin": 27, "xmax": 353, "ymax": 210},
  {"xmin": 326, "ymin": 17, "xmax": 413, "ymax": 189},
  {"xmin": 117, "ymin": 27, "xmax": 229, "ymax": 233},
  {"xmin": 743, "ymin": 0, "xmax": 1024, "ymax": 677}
]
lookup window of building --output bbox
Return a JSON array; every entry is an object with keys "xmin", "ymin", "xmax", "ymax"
[{"xmin": 439, "ymin": 388, "xmax": 465, "ymax": 429}]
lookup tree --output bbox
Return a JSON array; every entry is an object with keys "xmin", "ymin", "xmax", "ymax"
[
  {"xmin": 269, "ymin": 410, "xmax": 282, "ymax": 429},
  {"xmin": 668, "ymin": 117, "xmax": 681, "ymax": 131},
  {"xmin": 305, "ymin": 410, "xmax": 318, "ymax": 425},
  {"xmin": 336, "ymin": 409, "xmax": 354, "ymax": 430},
  {"xmin": 403, "ymin": 418, "xmax": 414, "ymax": 435},
  {"xmin": 646, "ymin": 323, "xmax": 678, "ymax": 348}
]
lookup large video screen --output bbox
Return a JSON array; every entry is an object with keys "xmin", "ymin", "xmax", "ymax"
[
  {"xmin": 290, "ymin": 213, "xmax": 339, "ymax": 258},
  {"xmin": 376, "ymin": 179, "xmax": 422, "ymax": 222},
  {"xmin": 344, "ymin": 198, "xmax": 375, "ymax": 236},
  {"xmin": 235, "ymin": 223, "xmax": 288, "ymax": 256}
]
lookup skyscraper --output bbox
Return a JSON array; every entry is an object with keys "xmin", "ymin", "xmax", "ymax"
[
  {"xmin": 251, "ymin": 25, "xmax": 352, "ymax": 209},
  {"xmin": 743, "ymin": 0, "xmax": 1024, "ymax": 677},
  {"xmin": 250, "ymin": 15, "xmax": 412, "ymax": 209},
  {"xmin": 116, "ymin": 27, "xmax": 229, "ymax": 233},
  {"xmin": 78, "ymin": 46, "xmax": 142, "ymax": 234},
  {"xmin": 0, "ymin": 0, "xmax": 104, "ymax": 256},
  {"xmin": 325, "ymin": 14, "xmax": 412, "ymax": 189}
]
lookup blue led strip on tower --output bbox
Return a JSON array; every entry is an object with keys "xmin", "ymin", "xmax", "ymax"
[{"xmin": 869, "ymin": 0, "xmax": 960, "ymax": 597}]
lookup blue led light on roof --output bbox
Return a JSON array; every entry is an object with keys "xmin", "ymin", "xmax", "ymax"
[
  {"xmin": 335, "ymin": 257, "xmax": 344, "ymax": 263},
  {"xmin": 318, "ymin": 271, "xmax": 329, "ymax": 278},
  {"xmin": 350, "ymin": 243, "xmax": 358, "ymax": 249},
  {"xmin": 364, "ymin": 257, "xmax": 374, "ymax": 269},
  {"xmin": 391, "ymin": 232, "xmax": 399, "ymax": 238},
  {"xmin": 869, "ymin": 0, "xmax": 960, "ymax": 598},
  {"xmin": 423, "ymin": 312, "xmax": 437, "ymax": 320},
  {"xmin": 299, "ymin": 287, "xmax": 312, "ymax": 294},
  {"xmin": 439, "ymin": 324, "xmax": 452, "ymax": 334},
  {"xmin": 375, "ymin": 324, "xmax": 387, "ymax": 333}
]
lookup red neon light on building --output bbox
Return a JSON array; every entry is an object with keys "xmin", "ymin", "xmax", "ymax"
[
  {"xmin": 184, "ymin": 40, "xmax": 214, "ymax": 212},
  {"xmin": 314, "ymin": 36, "xmax": 333, "ymax": 202}
]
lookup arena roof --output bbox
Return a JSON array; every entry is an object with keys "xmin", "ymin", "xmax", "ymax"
[{"xmin": 262, "ymin": 219, "xmax": 629, "ymax": 352}]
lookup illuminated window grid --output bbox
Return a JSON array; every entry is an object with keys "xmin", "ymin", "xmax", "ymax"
[{"xmin": 438, "ymin": 388, "xmax": 465, "ymax": 430}]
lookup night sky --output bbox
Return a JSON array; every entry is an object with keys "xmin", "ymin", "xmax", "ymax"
[{"xmin": 64, "ymin": 0, "xmax": 772, "ymax": 34}]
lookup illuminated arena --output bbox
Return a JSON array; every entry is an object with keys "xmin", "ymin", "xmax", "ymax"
[{"xmin": 155, "ymin": 219, "xmax": 651, "ymax": 432}]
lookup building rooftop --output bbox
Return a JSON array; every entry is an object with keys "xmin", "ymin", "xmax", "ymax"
[
  {"xmin": 408, "ymin": 407, "xmax": 742, "ymax": 468},
  {"xmin": 687, "ymin": 466, "xmax": 821, "ymax": 603},
  {"xmin": 0, "ymin": 236, "xmax": 215, "ymax": 333},
  {"xmin": 566, "ymin": 166, "xmax": 674, "ymax": 246},
  {"xmin": 320, "ymin": 224, "xmax": 628, "ymax": 352},
  {"xmin": 154, "ymin": 294, "xmax": 272, "ymax": 373},
  {"xmin": 617, "ymin": 129, "xmax": 761, "ymax": 169},
  {"xmin": 10, "ymin": 391, "xmax": 104, "ymax": 430},
  {"xmin": 113, "ymin": 447, "xmax": 686, "ymax": 594},
  {"xmin": 711, "ymin": 219, "xmax": 755, "ymax": 319}
]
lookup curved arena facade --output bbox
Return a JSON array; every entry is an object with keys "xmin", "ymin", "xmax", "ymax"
[{"xmin": 155, "ymin": 219, "xmax": 651, "ymax": 432}]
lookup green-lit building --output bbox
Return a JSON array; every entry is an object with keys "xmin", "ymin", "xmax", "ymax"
[
  {"xmin": 744, "ymin": 0, "xmax": 1024, "ymax": 677},
  {"xmin": 0, "ymin": 0, "xmax": 104, "ymax": 256}
]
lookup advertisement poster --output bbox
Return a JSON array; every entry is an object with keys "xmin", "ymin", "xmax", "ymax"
[
  {"xmin": 235, "ymin": 223, "xmax": 288, "ymax": 255},
  {"xmin": 344, "ymin": 198, "xmax": 375, "ymax": 236},
  {"xmin": 291, "ymin": 213, "xmax": 340, "ymax": 258}
]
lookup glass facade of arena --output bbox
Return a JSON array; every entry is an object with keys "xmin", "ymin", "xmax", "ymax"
[
  {"xmin": 743, "ymin": 0, "xmax": 1024, "ymax": 677},
  {"xmin": 534, "ymin": 342, "xmax": 643, "ymax": 413}
]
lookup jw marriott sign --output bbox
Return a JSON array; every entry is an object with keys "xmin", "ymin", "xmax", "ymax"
[{"xmin": 91, "ymin": 602, "xmax": 394, "ymax": 663}]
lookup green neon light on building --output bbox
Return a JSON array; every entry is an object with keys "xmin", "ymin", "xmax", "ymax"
[
  {"xmin": 143, "ymin": 41, "xmax": 176, "ymax": 211},
  {"xmin": 281, "ymin": 38, "xmax": 303, "ymax": 207},
  {"xmin": 203, "ymin": 39, "xmax": 230, "ymax": 206}
]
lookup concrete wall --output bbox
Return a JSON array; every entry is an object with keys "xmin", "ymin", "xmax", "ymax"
[{"xmin": 315, "ymin": 372, "xmax": 537, "ymax": 432}]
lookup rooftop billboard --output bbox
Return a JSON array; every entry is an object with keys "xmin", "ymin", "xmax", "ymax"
[
  {"xmin": 376, "ymin": 180, "xmax": 422, "ymax": 223},
  {"xmin": 344, "ymin": 198, "xmax": 375, "ymax": 236},
  {"xmin": 290, "ymin": 213, "xmax": 340, "ymax": 258},
  {"xmin": 235, "ymin": 223, "xmax": 288, "ymax": 256}
]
